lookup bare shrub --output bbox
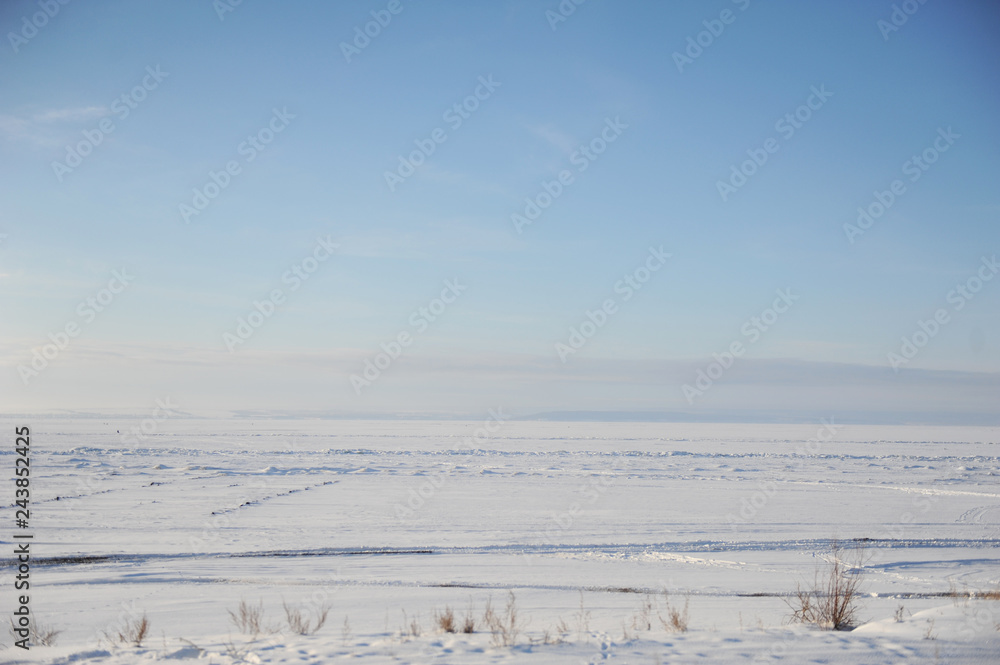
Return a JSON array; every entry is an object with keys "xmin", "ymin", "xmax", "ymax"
[
  {"xmin": 341, "ymin": 616, "xmax": 352, "ymax": 646},
  {"xmin": 631, "ymin": 595, "xmax": 655, "ymax": 631},
  {"xmin": 482, "ymin": 597, "xmax": 496, "ymax": 631},
  {"xmin": 658, "ymin": 593, "xmax": 689, "ymax": 633},
  {"xmin": 954, "ymin": 583, "xmax": 1000, "ymax": 601},
  {"xmin": 530, "ymin": 627, "xmax": 563, "ymax": 645},
  {"xmin": 282, "ymin": 600, "xmax": 330, "ymax": 636},
  {"xmin": 483, "ymin": 591, "xmax": 525, "ymax": 647},
  {"xmin": 222, "ymin": 637, "xmax": 251, "ymax": 661},
  {"xmin": 574, "ymin": 591, "xmax": 591, "ymax": 640},
  {"xmin": 9, "ymin": 616, "xmax": 62, "ymax": 646},
  {"xmin": 35, "ymin": 621, "xmax": 62, "ymax": 646},
  {"xmin": 461, "ymin": 612, "xmax": 476, "ymax": 634},
  {"xmin": 947, "ymin": 578, "xmax": 969, "ymax": 606},
  {"xmin": 176, "ymin": 637, "xmax": 205, "ymax": 655},
  {"xmin": 456, "ymin": 599, "xmax": 476, "ymax": 633},
  {"xmin": 103, "ymin": 612, "xmax": 150, "ymax": 647},
  {"xmin": 228, "ymin": 599, "xmax": 269, "ymax": 637},
  {"xmin": 785, "ymin": 540, "xmax": 868, "ymax": 631},
  {"xmin": 620, "ymin": 620, "xmax": 633, "ymax": 642},
  {"xmin": 924, "ymin": 618, "xmax": 936, "ymax": 640},
  {"xmin": 399, "ymin": 610, "xmax": 421, "ymax": 638},
  {"xmin": 434, "ymin": 606, "xmax": 457, "ymax": 633}
]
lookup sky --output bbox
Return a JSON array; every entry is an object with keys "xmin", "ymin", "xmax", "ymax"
[{"xmin": 1, "ymin": 0, "xmax": 998, "ymax": 423}]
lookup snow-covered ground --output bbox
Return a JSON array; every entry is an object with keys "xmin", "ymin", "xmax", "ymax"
[{"xmin": 2, "ymin": 418, "xmax": 998, "ymax": 663}]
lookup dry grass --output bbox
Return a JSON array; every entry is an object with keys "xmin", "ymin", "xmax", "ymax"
[
  {"xmin": 946, "ymin": 583, "xmax": 1000, "ymax": 601},
  {"xmin": 530, "ymin": 626, "xmax": 564, "ymax": 645},
  {"xmin": 924, "ymin": 618, "xmax": 936, "ymax": 640},
  {"xmin": 621, "ymin": 592, "xmax": 690, "ymax": 639},
  {"xmin": 630, "ymin": 595, "xmax": 655, "ymax": 632},
  {"xmin": 341, "ymin": 616, "xmax": 352, "ymax": 646},
  {"xmin": 482, "ymin": 598, "xmax": 498, "ymax": 642},
  {"xmin": 228, "ymin": 599, "xmax": 270, "ymax": 637},
  {"xmin": 659, "ymin": 593, "xmax": 690, "ymax": 633},
  {"xmin": 947, "ymin": 578, "xmax": 969, "ymax": 606},
  {"xmin": 222, "ymin": 637, "xmax": 252, "ymax": 661},
  {"xmin": 434, "ymin": 606, "xmax": 457, "ymax": 633},
  {"xmin": 282, "ymin": 600, "xmax": 330, "ymax": 636},
  {"xmin": 483, "ymin": 591, "xmax": 525, "ymax": 647},
  {"xmin": 103, "ymin": 612, "xmax": 150, "ymax": 647},
  {"xmin": 33, "ymin": 620, "xmax": 62, "ymax": 647},
  {"xmin": 461, "ymin": 611, "xmax": 476, "ymax": 634},
  {"xmin": 574, "ymin": 591, "xmax": 591, "ymax": 640},
  {"xmin": 786, "ymin": 541, "xmax": 868, "ymax": 631},
  {"xmin": 399, "ymin": 610, "xmax": 422, "ymax": 638}
]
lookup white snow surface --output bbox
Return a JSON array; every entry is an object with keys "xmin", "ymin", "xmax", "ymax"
[{"xmin": 1, "ymin": 419, "xmax": 998, "ymax": 664}]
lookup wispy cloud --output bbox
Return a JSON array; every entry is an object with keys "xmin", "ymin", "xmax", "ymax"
[
  {"xmin": 340, "ymin": 217, "xmax": 522, "ymax": 260},
  {"xmin": 527, "ymin": 123, "xmax": 578, "ymax": 154},
  {"xmin": 0, "ymin": 105, "xmax": 110, "ymax": 147},
  {"xmin": 407, "ymin": 161, "xmax": 511, "ymax": 196},
  {"xmin": 33, "ymin": 106, "xmax": 109, "ymax": 123},
  {"xmin": 0, "ymin": 115, "xmax": 33, "ymax": 142}
]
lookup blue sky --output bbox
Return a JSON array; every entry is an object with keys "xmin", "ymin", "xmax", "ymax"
[{"xmin": 1, "ymin": 0, "xmax": 998, "ymax": 422}]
